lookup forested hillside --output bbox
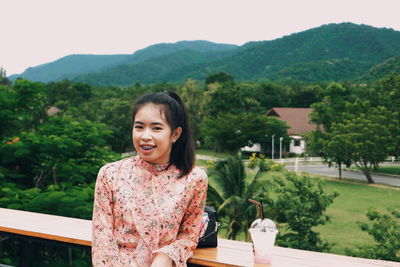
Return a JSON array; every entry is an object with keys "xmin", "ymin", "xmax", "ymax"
[
  {"xmin": 73, "ymin": 22, "xmax": 400, "ymax": 86},
  {"xmin": 8, "ymin": 54, "xmax": 129, "ymax": 82},
  {"xmin": 9, "ymin": 41, "xmax": 238, "ymax": 83}
]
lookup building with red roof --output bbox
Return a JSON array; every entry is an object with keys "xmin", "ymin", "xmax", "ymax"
[{"xmin": 266, "ymin": 107, "xmax": 317, "ymax": 155}]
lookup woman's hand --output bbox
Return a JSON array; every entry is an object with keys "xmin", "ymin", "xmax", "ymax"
[{"xmin": 151, "ymin": 252, "xmax": 173, "ymax": 267}]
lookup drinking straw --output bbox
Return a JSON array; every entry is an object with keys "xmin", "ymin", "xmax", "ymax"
[{"xmin": 248, "ymin": 199, "xmax": 264, "ymax": 220}]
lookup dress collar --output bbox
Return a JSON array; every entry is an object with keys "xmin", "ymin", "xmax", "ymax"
[{"xmin": 134, "ymin": 155, "xmax": 175, "ymax": 174}]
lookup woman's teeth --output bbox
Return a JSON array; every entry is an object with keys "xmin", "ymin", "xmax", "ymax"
[{"xmin": 141, "ymin": 145, "xmax": 154, "ymax": 150}]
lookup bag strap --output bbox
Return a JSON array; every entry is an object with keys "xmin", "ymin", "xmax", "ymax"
[{"xmin": 198, "ymin": 222, "xmax": 220, "ymax": 242}]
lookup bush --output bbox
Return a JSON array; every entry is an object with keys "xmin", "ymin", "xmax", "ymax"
[
  {"xmin": 268, "ymin": 172, "xmax": 339, "ymax": 252},
  {"xmin": 347, "ymin": 208, "xmax": 400, "ymax": 262}
]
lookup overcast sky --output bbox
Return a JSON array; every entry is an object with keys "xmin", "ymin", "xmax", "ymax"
[{"xmin": 2, "ymin": 0, "xmax": 400, "ymax": 75}]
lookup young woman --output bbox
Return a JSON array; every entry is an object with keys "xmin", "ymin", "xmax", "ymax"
[{"xmin": 92, "ymin": 91, "xmax": 208, "ymax": 267}]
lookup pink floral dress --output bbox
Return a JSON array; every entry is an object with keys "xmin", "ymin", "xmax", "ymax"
[{"xmin": 92, "ymin": 156, "xmax": 208, "ymax": 267}]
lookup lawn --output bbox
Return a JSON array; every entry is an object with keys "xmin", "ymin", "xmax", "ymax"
[
  {"xmin": 350, "ymin": 165, "xmax": 400, "ymax": 177},
  {"xmin": 375, "ymin": 166, "xmax": 400, "ymax": 176},
  {"xmin": 313, "ymin": 178, "xmax": 400, "ymax": 255},
  {"xmin": 196, "ymin": 149, "xmax": 231, "ymax": 159}
]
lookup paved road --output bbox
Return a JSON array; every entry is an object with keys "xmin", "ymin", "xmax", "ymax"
[
  {"xmin": 196, "ymin": 154, "xmax": 400, "ymax": 187},
  {"xmin": 285, "ymin": 163, "xmax": 400, "ymax": 187}
]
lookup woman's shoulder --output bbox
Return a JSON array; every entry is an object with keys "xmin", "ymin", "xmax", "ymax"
[
  {"xmin": 98, "ymin": 156, "xmax": 136, "ymax": 175},
  {"xmin": 187, "ymin": 166, "xmax": 208, "ymax": 182}
]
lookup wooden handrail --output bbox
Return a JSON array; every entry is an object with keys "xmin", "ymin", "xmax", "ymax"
[{"xmin": 1, "ymin": 208, "xmax": 399, "ymax": 267}]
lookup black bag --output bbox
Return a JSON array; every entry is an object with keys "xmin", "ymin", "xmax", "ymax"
[{"xmin": 197, "ymin": 206, "xmax": 219, "ymax": 248}]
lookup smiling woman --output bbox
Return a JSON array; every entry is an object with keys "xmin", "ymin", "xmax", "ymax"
[{"xmin": 91, "ymin": 91, "xmax": 208, "ymax": 267}]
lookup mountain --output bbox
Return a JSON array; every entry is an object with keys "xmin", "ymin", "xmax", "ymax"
[
  {"xmin": 121, "ymin": 40, "xmax": 238, "ymax": 64},
  {"xmin": 74, "ymin": 49, "xmax": 236, "ymax": 87},
  {"xmin": 164, "ymin": 22, "xmax": 400, "ymax": 82},
  {"xmin": 73, "ymin": 23, "xmax": 400, "ymax": 85},
  {"xmin": 9, "ymin": 41, "xmax": 238, "ymax": 83},
  {"xmin": 8, "ymin": 54, "xmax": 130, "ymax": 82}
]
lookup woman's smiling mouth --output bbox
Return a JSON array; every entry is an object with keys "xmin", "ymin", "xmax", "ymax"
[{"xmin": 140, "ymin": 145, "xmax": 156, "ymax": 151}]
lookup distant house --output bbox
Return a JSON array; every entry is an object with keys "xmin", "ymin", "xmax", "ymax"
[
  {"xmin": 47, "ymin": 106, "xmax": 61, "ymax": 116},
  {"xmin": 266, "ymin": 107, "xmax": 317, "ymax": 155}
]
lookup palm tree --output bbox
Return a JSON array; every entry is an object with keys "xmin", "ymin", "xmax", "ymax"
[{"xmin": 207, "ymin": 153, "xmax": 267, "ymax": 240}]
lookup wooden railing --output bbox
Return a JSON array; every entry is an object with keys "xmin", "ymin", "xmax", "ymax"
[{"xmin": 0, "ymin": 208, "xmax": 399, "ymax": 267}]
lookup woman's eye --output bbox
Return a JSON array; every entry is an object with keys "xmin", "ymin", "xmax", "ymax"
[
  {"xmin": 134, "ymin": 125, "xmax": 143, "ymax": 129},
  {"xmin": 154, "ymin": 127, "xmax": 163, "ymax": 131}
]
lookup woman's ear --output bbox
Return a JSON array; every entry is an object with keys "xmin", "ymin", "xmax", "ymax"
[{"xmin": 172, "ymin": 127, "xmax": 182, "ymax": 143}]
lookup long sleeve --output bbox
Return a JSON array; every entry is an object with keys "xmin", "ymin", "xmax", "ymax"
[
  {"xmin": 154, "ymin": 170, "xmax": 208, "ymax": 267},
  {"xmin": 92, "ymin": 166, "xmax": 124, "ymax": 266}
]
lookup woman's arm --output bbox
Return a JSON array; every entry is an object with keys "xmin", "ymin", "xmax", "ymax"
[
  {"xmin": 154, "ymin": 169, "xmax": 208, "ymax": 267},
  {"xmin": 92, "ymin": 166, "xmax": 125, "ymax": 266}
]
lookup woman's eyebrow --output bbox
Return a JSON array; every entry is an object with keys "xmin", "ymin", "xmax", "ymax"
[{"xmin": 134, "ymin": 121, "xmax": 163, "ymax": 126}]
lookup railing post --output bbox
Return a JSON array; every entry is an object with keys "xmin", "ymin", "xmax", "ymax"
[{"xmin": 19, "ymin": 239, "xmax": 32, "ymax": 267}]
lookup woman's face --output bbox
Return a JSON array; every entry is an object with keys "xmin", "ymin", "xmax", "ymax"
[{"xmin": 132, "ymin": 103, "xmax": 181, "ymax": 165}]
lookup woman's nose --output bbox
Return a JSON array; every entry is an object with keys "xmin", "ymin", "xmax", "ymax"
[{"xmin": 141, "ymin": 129, "xmax": 152, "ymax": 140}]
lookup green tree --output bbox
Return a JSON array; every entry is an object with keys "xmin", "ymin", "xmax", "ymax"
[
  {"xmin": 250, "ymin": 82, "xmax": 287, "ymax": 110},
  {"xmin": 13, "ymin": 79, "xmax": 48, "ymax": 131},
  {"xmin": 205, "ymin": 71, "xmax": 235, "ymax": 86},
  {"xmin": 327, "ymin": 106, "xmax": 393, "ymax": 183},
  {"xmin": 310, "ymin": 82, "xmax": 350, "ymax": 131},
  {"xmin": 207, "ymin": 154, "xmax": 267, "ymax": 240},
  {"xmin": 371, "ymin": 74, "xmax": 400, "ymax": 157},
  {"xmin": 178, "ymin": 79, "xmax": 205, "ymax": 139},
  {"xmin": 0, "ymin": 116, "xmax": 119, "ymax": 189},
  {"xmin": 0, "ymin": 67, "xmax": 9, "ymax": 85},
  {"xmin": 269, "ymin": 172, "xmax": 339, "ymax": 252},
  {"xmin": 46, "ymin": 80, "xmax": 92, "ymax": 108},
  {"xmin": 202, "ymin": 82, "xmax": 243, "ymax": 117},
  {"xmin": 290, "ymin": 84, "xmax": 323, "ymax": 108},
  {"xmin": 0, "ymin": 84, "xmax": 19, "ymax": 139},
  {"xmin": 307, "ymin": 129, "xmax": 352, "ymax": 179}
]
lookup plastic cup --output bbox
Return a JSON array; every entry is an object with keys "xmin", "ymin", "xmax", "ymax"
[{"xmin": 249, "ymin": 219, "xmax": 278, "ymax": 264}]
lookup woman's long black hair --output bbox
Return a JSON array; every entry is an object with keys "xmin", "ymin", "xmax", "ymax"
[{"xmin": 132, "ymin": 90, "xmax": 195, "ymax": 177}]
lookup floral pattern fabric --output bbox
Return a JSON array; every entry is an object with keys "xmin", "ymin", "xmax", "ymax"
[{"xmin": 92, "ymin": 156, "xmax": 208, "ymax": 267}]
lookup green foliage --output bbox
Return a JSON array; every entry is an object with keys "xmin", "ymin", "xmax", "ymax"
[
  {"xmin": 269, "ymin": 172, "xmax": 339, "ymax": 252},
  {"xmin": 177, "ymin": 79, "xmax": 206, "ymax": 138},
  {"xmin": 0, "ymin": 67, "xmax": 9, "ymax": 85},
  {"xmin": 205, "ymin": 72, "xmax": 235, "ymax": 85},
  {"xmin": 200, "ymin": 113, "xmax": 287, "ymax": 153},
  {"xmin": 359, "ymin": 55, "xmax": 400, "ymax": 82},
  {"xmin": 0, "ymin": 183, "xmax": 94, "ymax": 219},
  {"xmin": 46, "ymin": 79, "xmax": 92, "ymax": 107},
  {"xmin": 0, "ymin": 116, "xmax": 119, "ymax": 188},
  {"xmin": 328, "ymin": 105, "xmax": 394, "ymax": 183},
  {"xmin": 13, "ymin": 79, "xmax": 48, "ymax": 132},
  {"xmin": 309, "ymin": 79, "xmax": 400, "ymax": 182},
  {"xmin": 207, "ymin": 154, "xmax": 268, "ymax": 240},
  {"xmin": 348, "ymin": 208, "xmax": 400, "ymax": 262}
]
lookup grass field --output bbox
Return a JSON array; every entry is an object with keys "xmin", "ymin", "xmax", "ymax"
[
  {"xmin": 375, "ymin": 166, "xmax": 400, "ymax": 176},
  {"xmin": 313, "ymin": 177, "xmax": 400, "ymax": 255},
  {"xmin": 195, "ymin": 149, "xmax": 231, "ymax": 159},
  {"xmin": 350, "ymin": 165, "xmax": 400, "ymax": 177}
]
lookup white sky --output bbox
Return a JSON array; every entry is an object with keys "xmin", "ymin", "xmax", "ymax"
[{"xmin": 1, "ymin": 0, "xmax": 400, "ymax": 75}]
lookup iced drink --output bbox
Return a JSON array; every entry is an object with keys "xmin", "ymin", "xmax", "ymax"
[
  {"xmin": 247, "ymin": 199, "xmax": 278, "ymax": 264},
  {"xmin": 249, "ymin": 218, "xmax": 278, "ymax": 264}
]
